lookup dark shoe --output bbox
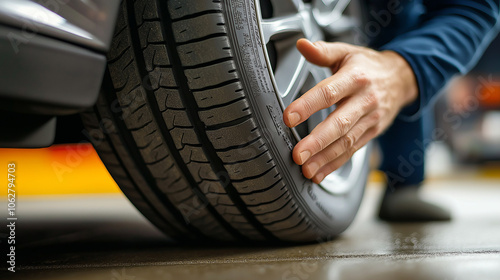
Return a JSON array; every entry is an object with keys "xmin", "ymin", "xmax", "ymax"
[{"xmin": 378, "ymin": 185, "xmax": 451, "ymax": 222}]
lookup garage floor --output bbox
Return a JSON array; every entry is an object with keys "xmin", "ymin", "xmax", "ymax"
[{"xmin": 5, "ymin": 175, "xmax": 500, "ymax": 280}]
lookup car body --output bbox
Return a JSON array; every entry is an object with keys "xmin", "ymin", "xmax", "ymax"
[{"xmin": 0, "ymin": 0, "xmax": 121, "ymax": 147}]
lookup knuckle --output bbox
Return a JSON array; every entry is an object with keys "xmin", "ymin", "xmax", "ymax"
[
  {"xmin": 312, "ymin": 135, "xmax": 328, "ymax": 151},
  {"xmin": 347, "ymin": 133, "xmax": 357, "ymax": 145},
  {"xmin": 342, "ymin": 135, "xmax": 354, "ymax": 151},
  {"xmin": 335, "ymin": 116, "xmax": 352, "ymax": 134},
  {"xmin": 370, "ymin": 111, "xmax": 382, "ymax": 123},
  {"xmin": 364, "ymin": 91, "xmax": 378, "ymax": 108},
  {"xmin": 354, "ymin": 51, "xmax": 369, "ymax": 61},
  {"xmin": 351, "ymin": 69, "xmax": 370, "ymax": 87},
  {"xmin": 302, "ymin": 98, "xmax": 315, "ymax": 116},
  {"xmin": 320, "ymin": 84, "xmax": 338, "ymax": 106}
]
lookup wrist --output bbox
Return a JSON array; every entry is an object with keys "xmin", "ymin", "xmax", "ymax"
[{"xmin": 381, "ymin": 50, "xmax": 419, "ymax": 108}]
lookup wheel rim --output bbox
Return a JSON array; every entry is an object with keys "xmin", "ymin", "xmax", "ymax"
[{"xmin": 256, "ymin": 0, "xmax": 370, "ymax": 195}]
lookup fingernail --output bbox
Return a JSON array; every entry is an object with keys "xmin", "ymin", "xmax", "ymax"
[
  {"xmin": 307, "ymin": 162, "xmax": 319, "ymax": 177},
  {"xmin": 288, "ymin": 112, "xmax": 301, "ymax": 127},
  {"xmin": 299, "ymin": 150, "xmax": 311, "ymax": 164}
]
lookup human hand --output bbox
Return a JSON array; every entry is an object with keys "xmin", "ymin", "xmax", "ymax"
[{"xmin": 284, "ymin": 39, "xmax": 418, "ymax": 184}]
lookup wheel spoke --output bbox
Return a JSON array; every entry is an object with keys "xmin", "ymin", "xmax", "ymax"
[
  {"xmin": 261, "ymin": 13, "xmax": 305, "ymax": 44},
  {"xmin": 313, "ymin": 0, "xmax": 351, "ymax": 27},
  {"xmin": 274, "ymin": 41, "xmax": 310, "ymax": 106},
  {"xmin": 323, "ymin": 15, "xmax": 357, "ymax": 36}
]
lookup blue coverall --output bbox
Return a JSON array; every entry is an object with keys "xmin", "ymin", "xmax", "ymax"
[{"xmin": 363, "ymin": 0, "xmax": 500, "ymax": 188}]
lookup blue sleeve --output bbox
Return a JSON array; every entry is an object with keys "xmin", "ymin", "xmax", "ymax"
[{"xmin": 380, "ymin": 0, "xmax": 500, "ymax": 121}]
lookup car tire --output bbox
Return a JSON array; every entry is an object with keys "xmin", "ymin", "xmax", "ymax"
[{"xmin": 81, "ymin": 0, "xmax": 371, "ymax": 243}]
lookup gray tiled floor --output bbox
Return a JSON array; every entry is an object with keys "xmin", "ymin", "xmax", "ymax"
[{"xmin": 4, "ymin": 178, "xmax": 500, "ymax": 279}]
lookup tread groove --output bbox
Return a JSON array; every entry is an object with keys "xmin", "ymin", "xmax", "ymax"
[
  {"xmin": 256, "ymin": 199, "xmax": 293, "ymax": 217},
  {"xmin": 223, "ymin": 149, "xmax": 270, "ymax": 165},
  {"xmin": 215, "ymin": 136, "xmax": 262, "ymax": 152},
  {"xmin": 197, "ymin": 97, "xmax": 246, "ymax": 111},
  {"xmin": 182, "ymin": 57, "xmax": 233, "ymax": 70},
  {"xmin": 176, "ymin": 33, "xmax": 228, "ymax": 46},
  {"xmin": 248, "ymin": 191, "xmax": 289, "ymax": 208},
  {"xmin": 262, "ymin": 207, "xmax": 298, "ymax": 226},
  {"xmin": 231, "ymin": 165, "xmax": 277, "ymax": 183},
  {"xmin": 205, "ymin": 115, "xmax": 252, "ymax": 131},
  {"xmin": 191, "ymin": 79, "xmax": 240, "ymax": 92}
]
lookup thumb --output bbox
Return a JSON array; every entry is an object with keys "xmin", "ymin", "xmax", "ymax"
[{"xmin": 296, "ymin": 39, "xmax": 351, "ymax": 69}]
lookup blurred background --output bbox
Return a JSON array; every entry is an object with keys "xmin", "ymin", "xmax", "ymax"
[{"xmin": 434, "ymin": 33, "xmax": 500, "ymax": 165}]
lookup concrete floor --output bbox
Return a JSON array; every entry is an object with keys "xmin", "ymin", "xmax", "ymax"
[{"xmin": 3, "ymin": 178, "xmax": 500, "ymax": 280}]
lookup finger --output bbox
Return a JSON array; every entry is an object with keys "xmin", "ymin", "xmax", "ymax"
[
  {"xmin": 312, "ymin": 125, "xmax": 379, "ymax": 184},
  {"xmin": 311, "ymin": 151, "xmax": 351, "ymax": 184},
  {"xmin": 284, "ymin": 66, "xmax": 367, "ymax": 128},
  {"xmin": 301, "ymin": 111, "xmax": 381, "ymax": 179},
  {"xmin": 292, "ymin": 92, "xmax": 377, "ymax": 165},
  {"xmin": 296, "ymin": 39, "xmax": 352, "ymax": 68}
]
